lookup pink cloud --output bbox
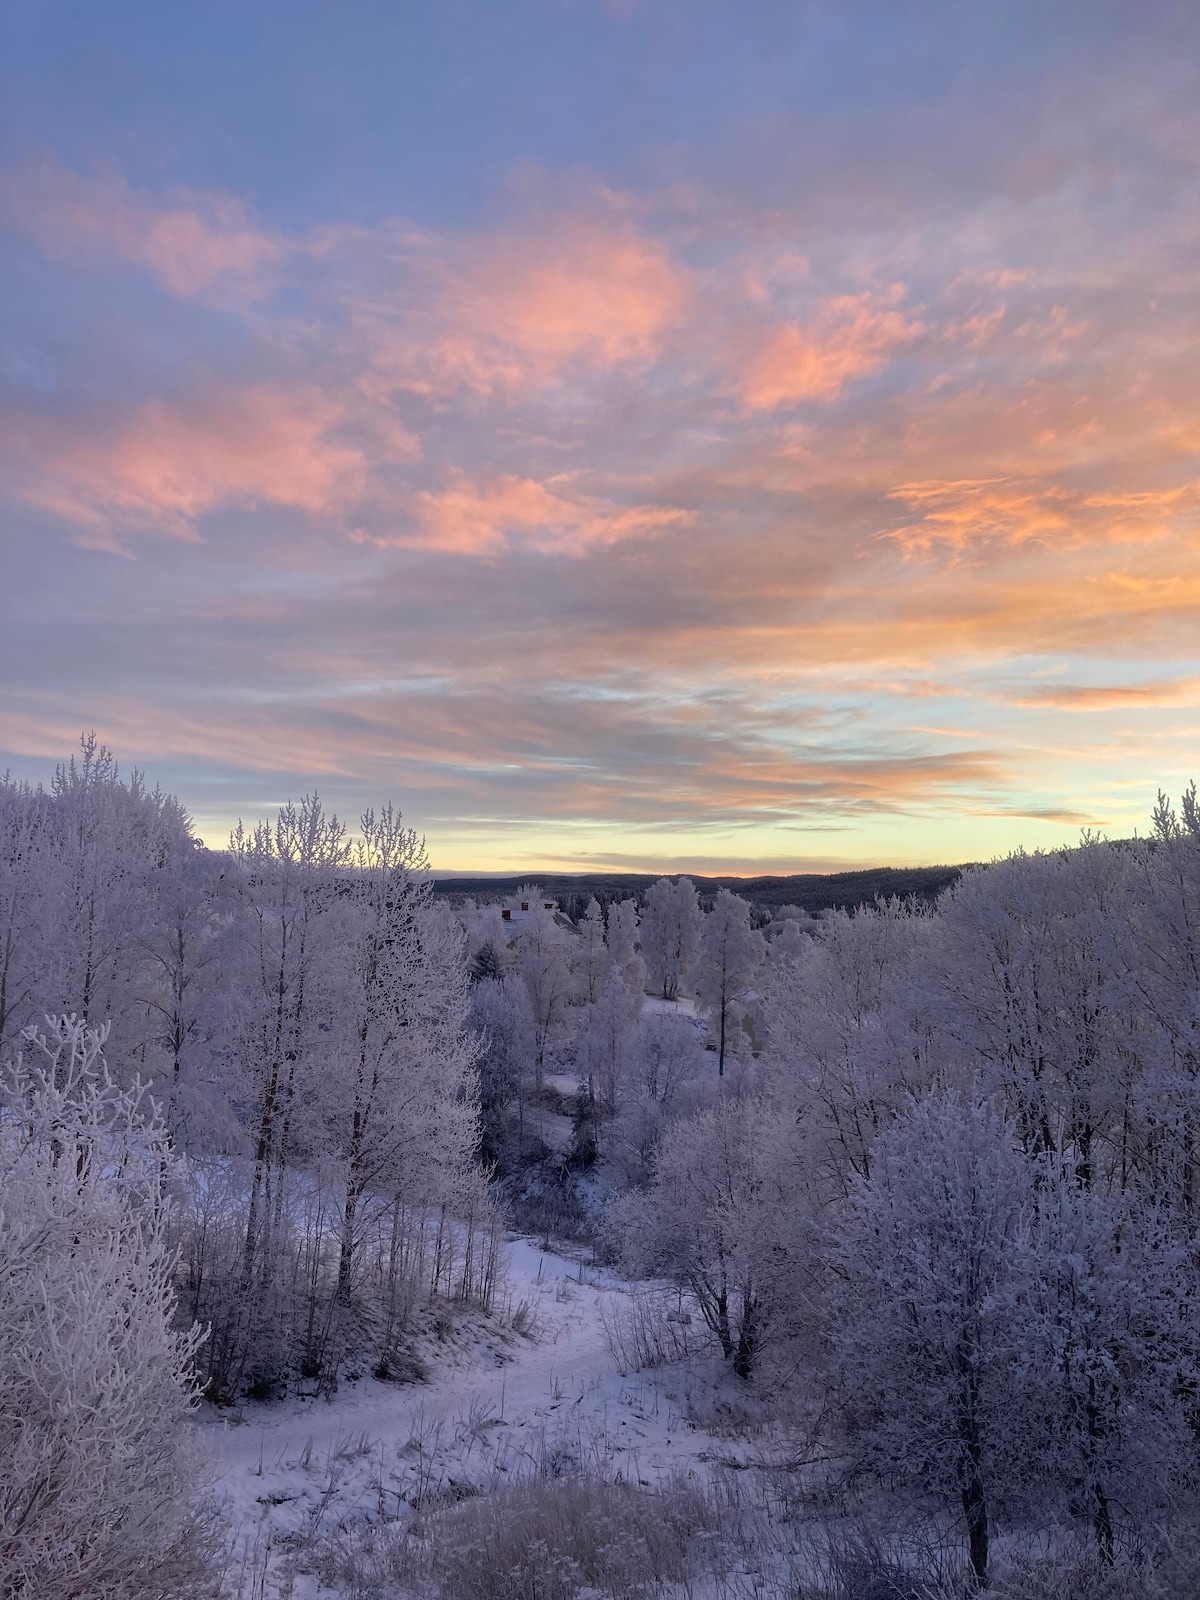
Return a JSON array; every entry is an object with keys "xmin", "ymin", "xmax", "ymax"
[
  {"xmin": 367, "ymin": 214, "xmax": 688, "ymax": 399},
  {"xmin": 20, "ymin": 386, "xmax": 366, "ymax": 546},
  {"xmin": 5, "ymin": 163, "xmax": 283, "ymax": 300},
  {"xmin": 407, "ymin": 472, "xmax": 691, "ymax": 555},
  {"xmin": 739, "ymin": 289, "xmax": 923, "ymax": 410}
]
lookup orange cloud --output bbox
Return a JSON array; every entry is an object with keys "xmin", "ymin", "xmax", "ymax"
[
  {"xmin": 1103, "ymin": 571, "xmax": 1200, "ymax": 605},
  {"xmin": 885, "ymin": 477, "xmax": 1200, "ymax": 555},
  {"xmin": 5, "ymin": 163, "xmax": 283, "ymax": 300},
  {"xmin": 1082, "ymin": 485, "xmax": 1200, "ymax": 543},
  {"xmin": 1009, "ymin": 679, "xmax": 1200, "ymax": 712},
  {"xmin": 21, "ymin": 386, "xmax": 366, "ymax": 545},
  {"xmin": 739, "ymin": 289, "xmax": 922, "ymax": 410},
  {"xmin": 886, "ymin": 478, "xmax": 1077, "ymax": 553},
  {"xmin": 407, "ymin": 472, "xmax": 691, "ymax": 555}
]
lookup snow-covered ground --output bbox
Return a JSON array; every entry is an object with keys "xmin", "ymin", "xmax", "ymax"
[
  {"xmin": 642, "ymin": 995, "xmax": 700, "ymax": 1022},
  {"xmin": 205, "ymin": 1236, "xmax": 753, "ymax": 1597}
]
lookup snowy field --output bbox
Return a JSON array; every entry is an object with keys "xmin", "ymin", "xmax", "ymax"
[{"xmin": 206, "ymin": 1236, "xmax": 762, "ymax": 1598}]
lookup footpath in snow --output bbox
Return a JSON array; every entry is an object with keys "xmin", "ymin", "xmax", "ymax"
[{"xmin": 205, "ymin": 1235, "xmax": 749, "ymax": 1594}]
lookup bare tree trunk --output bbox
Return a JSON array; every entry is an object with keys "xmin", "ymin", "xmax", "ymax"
[
  {"xmin": 956, "ymin": 1360, "xmax": 989, "ymax": 1585},
  {"xmin": 733, "ymin": 1288, "xmax": 757, "ymax": 1378},
  {"xmin": 961, "ymin": 1473, "xmax": 988, "ymax": 1586}
]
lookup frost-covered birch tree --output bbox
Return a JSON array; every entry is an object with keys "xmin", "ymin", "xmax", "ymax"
[
  {"xmin": 469, "ymin": 970, "xmax": 536, "ymax": 1164},
  {"xmin": 514, "ymin": 896, "xmax": 574, "ymax": 1079},
  {"xmin": 0, "ymin": 776, "xmax": 53, "ymax": 1057},
  {"xmin": 694, "ymin": 888, "xmax": 764, "ymax": 1074},
  {"xmin": 762, "ymin": 898, "xmax": 938, "ymax": 1200},
  {"xmin": 606, "ymin": 896, "xmax": 647, "ymax": 993},
  {"xmin": 640, "ymin": 877, "xmax": 702, "ymax": 1001},
  {"xmin": 215, "ymin": 796, "xmax": 352, "ymax": 1390},
  {"xmin": 44, "ymin": 737, "xmax": 192, "ymax": 1053},
  {"xmin": 576, "ymin": 897, "xmax": 610, "ymax": 1003},
  {"xmin": 829, "ymin": 1092, "xmax": 1032, "ymax": 1584},
  {"xmin": 321, "ymin": 809, "xmax": 481, "ymax": 1386},
  {"xmin": 608, "ymin": 1098, "xmax": 798, "ymax": 1377},
  {"xmin": 1018, "ymin": 1168, "xmax": 1197, "ymax": 1559}
]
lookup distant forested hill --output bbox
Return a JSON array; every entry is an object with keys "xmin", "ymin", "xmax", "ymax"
[{"xmin": 432, "ymin": 864, "xmax": 968, "ymax": 919}]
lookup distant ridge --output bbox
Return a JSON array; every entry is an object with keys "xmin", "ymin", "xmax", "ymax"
[{"xmin": 432, "ymin": 863, "xmax": 968, "ymax": 917}]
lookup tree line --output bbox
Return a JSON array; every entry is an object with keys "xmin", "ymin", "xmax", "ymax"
[{"xmin": 601, "ymin": 795, "xmax": 1200, "ymax": 1583}]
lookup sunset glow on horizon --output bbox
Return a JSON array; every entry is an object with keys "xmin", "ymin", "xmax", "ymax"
[{"xmin": 3, "ymin": 2, "xmax": 1199, "ymax": 872}]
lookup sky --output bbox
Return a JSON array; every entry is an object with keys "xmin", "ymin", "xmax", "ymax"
[{"xmin": 2, "ymin": 1, "xmax": 1199, "ymax": 872}]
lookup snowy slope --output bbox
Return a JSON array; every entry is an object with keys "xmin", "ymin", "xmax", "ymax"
[{"xmin": 205, "ymin": 1236, "xmax": 743, "ymax": 1597}]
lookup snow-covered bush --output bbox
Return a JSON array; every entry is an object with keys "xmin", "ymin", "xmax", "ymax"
[
  {"xmin": 986, "ymin": 1540, "xmax": 1200, "ymax": 1600},
  {"xmin": 312, "ymin": 1476, "xmax": 708, "ymax": 1600},
  {"xmin": 0, "ymin": 1016, "xmax": 215, "ymax": 1600},
  {"xmin": 599, "ymin": 1283, "xmax": 721, "ymax": 1373},
  {"xmin": 429, "ymin": 1476, "xmax": 706, "ymax": 1600}
]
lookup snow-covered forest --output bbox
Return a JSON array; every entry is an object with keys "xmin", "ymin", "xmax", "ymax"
[{"xmin": 4, "ymin": 738, "xmax": 1200, "ymax": 1598}]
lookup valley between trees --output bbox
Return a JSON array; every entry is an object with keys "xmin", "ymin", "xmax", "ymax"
[{"xmin": 3, "ymin": 739, "xmax": 1200, "ymax": 1598}]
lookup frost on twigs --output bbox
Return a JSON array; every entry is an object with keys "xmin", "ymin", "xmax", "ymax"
[
  {"xmin": 0, "ymin": 1015, "xmax": 218, "ymax": 1600},
  {"xmin": 600, "ymin": 1284, "xmax": 719, "ymax": 1376}
]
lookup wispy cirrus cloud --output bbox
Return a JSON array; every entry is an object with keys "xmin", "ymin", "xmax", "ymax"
[
  {"xmin": 885, "ymin": 477, "xmax": 1200, "ymax": 556},
  {"xmin": 738, "ymin": 288, "xmax": 924, "ymax": 410},
  {"xmin": 0, "ymin": 663, "xmax": 1012, "ymax": 836},
  {"xmin": 1007, "ymin": 678, "xmax": 1200, "ymax": 711}
]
